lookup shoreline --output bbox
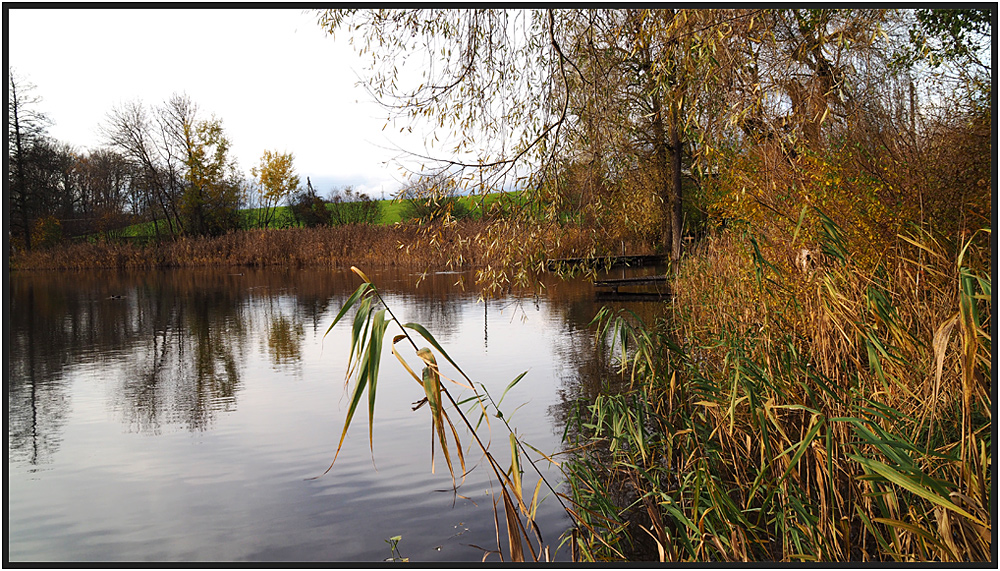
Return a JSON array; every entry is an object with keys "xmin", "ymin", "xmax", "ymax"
[
  {"xmin": 8, "ymin": 220, "xmax": 659, "ymax": 274},
  {"xmin": 8, "ymin": 223, "xmax": 483, "ymax": 272}
]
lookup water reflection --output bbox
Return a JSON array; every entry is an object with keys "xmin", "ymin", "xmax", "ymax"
[
  {"xmin": 7, "ymin": 264, "xmax": 670, "ymax": 562},
  {"xmin": 9, "ymin": 265, "xmax": 664, "ymax": 449},
  {"xmin": 266, "ymin": 314, "xmax": 304, "ymax": 369}
]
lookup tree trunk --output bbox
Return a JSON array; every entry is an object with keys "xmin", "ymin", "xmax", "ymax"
[
  {"xmin": 669, "ymin": 105, "xmax": 683, "ymax": 261},
  {"xmin": 650, "ymin": 92, "xmax": 673, "ymax": 257},
  {"xmin": 11, "ymin": 100, "xmax": 33, "ymax": 251}
]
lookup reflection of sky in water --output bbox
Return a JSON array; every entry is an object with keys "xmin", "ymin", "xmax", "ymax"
[{"xmin": 7, "ymin": 267, "xmax": 625, "ymax": 563}]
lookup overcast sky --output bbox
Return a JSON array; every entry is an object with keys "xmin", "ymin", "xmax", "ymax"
[{"xmin": 7, "ymin": 7, "xmax": 422, "ymax": 199}]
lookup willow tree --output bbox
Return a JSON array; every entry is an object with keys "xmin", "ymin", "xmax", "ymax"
[
  {"xmin": 544, "ymin": 9, "xmax": 752, "ymax": 259},
  {"xmin": 317, "ymin": 9, "xmax": 750, "ymax": 266}
]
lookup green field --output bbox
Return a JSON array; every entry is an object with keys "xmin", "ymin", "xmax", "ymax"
[{"xmin": 106, "ymin": 191, "xmax": 527, "ymax": 241}]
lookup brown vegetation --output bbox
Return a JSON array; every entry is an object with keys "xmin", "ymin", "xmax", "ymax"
[{"xmin": 8, "ymin": 219, "xmax": 658, "ymax": 274}]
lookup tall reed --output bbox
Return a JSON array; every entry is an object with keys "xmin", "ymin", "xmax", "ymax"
[
  {"xmin": 564, "ymin": 210, "xmax": 991, "ymax": 562},
  {"xmin": 9, "ymin": 223, "xmax": 484, "ymax": 271}
]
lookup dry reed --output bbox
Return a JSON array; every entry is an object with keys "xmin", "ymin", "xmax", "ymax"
[
  {"xmin": 565, "ymin": 211, "xmax": 991, "ymax": 562},
  {"xmin": 9, "ymin": 223, "xmax": 481, "ymax": 272}
]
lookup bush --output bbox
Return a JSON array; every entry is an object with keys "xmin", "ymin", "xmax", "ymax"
[
  {"xmin": 328, "ymin": 186, "xmax": 381, "ymax": 225},
  {"xmin": 289, "ymin": 184, "xmax": 331, "ymax": 228},
  {"xmin": 31, "ymin": 215, "xmax": 63, "ymax": 249}
]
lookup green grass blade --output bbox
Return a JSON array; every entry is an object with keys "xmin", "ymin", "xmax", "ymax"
[
  {"xmin": 850, "ymin": 455, "xmax": 986, "ymax": 526},
  {"xmin": 777, "ymin": 415, "xmax": 825, "ymax": 486},
  {"xmin": 497, "ymin": 371, "xmax": 528, "ymax": 409},
  {"xmin": 324, "ymin": 282, "xmax": 372, "ymax": 338},
  {"xmin": 366, "ymin": 309, "xmax": 389, "ymax": 452}
]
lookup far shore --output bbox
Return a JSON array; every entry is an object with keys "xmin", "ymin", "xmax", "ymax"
[{"xmin": 7, "ymin": 220, "xmax": 657, "ymax": 273}]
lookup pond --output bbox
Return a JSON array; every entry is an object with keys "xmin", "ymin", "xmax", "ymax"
[{"xmin": 7, "ymin": 265, "xmax": 666, "ymax": 563}]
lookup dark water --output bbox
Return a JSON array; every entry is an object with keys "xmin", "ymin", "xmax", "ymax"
[{"xmin": 7, "ymin": 265, "xmax": 665, "ymax": 563}]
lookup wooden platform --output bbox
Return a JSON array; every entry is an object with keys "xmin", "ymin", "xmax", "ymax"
[
  {"xmin": 546, "ymin": 254, "xmax": 667, "ymax": 271},
  {"xmin": 593, "ymin": 275, "xmax": 670, "ymax": 301},
  {"xmin": 592, "ymin": 275, "xmax": 668, "ymax": 292}
]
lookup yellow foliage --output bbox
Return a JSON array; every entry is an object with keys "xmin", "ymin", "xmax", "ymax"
[
  {"xmin": 706, "ymin": 144, "xmax": 912, "ymax": 271},
  {"xmin": 252, "ymin": 150, "xmax": 300, "ymax": 203}
]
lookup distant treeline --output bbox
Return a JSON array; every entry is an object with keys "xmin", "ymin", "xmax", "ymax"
[{"xmin": 6, "ymin": 78, "xmax": 523, "ymax": 254}]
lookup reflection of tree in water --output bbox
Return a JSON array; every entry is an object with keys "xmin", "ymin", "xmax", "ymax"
[
  {"xmin": 118, "ymin": 328, "xmax": 178, "ymax": 435},
  {"xmin": 9, "ymin": 269, "xmax": 359, "ymax": 441},
  {"xmin": 258, "ymin": 291, "xmax": 306, "ymax": 374},
  {"xmin": 9, "ymin": 281, "xmax": 79, "ymax": 468},
  {"xmin": 8, "ymin": 270, "xmax": 257, "ymax": 440},
  {"xmin": 376, "ymin": 271, "xmax": 481, "ymax": 343},
  {"xmin": 113, "ymin": 272, "xmax": 256, "ymax": 432},
  {"xmin": 267, "ymin": 314, "xmax": 304, "ymax": 368},
  {"xmin": 174, "ymin": 289, "xmax": 247, "ymax": 430}
]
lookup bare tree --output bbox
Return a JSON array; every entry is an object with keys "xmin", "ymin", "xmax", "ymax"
[
  {"xmin": 8, "ymin": 69, "xmax": 52, "ymax": 250},
  {"xmin": 101, "ymin": 100, "xmax": 180, "ymax": 238}
]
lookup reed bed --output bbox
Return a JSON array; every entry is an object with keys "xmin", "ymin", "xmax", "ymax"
[
  {"xmin": 564, "ymin": 212, "xmax": 992, "ymax": 562},
  {"xmin": 10, "ymin": 218, "xmax": 658, "ymax": 282},
  {"xmin": 8, "ymin": 222, "xmax": 479, "ymax": 271}
]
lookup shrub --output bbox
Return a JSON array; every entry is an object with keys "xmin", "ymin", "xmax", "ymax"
[
  {"xmin": 328, "ymin": 186, "xmax": 381, "ymax": 225},
  {"xmin": 31, "ymin": 215, "xmax": 63, "ymax": 249},
  {"xmin": 289, "ymin": 184, "xmax": 331, "ymax": 228}
]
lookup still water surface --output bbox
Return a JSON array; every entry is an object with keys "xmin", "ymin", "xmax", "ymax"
[{"xmin": 7, "ymin": 266, "xmax": 656, "ymax": 562}]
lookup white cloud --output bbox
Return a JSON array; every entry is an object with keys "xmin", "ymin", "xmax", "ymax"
[{"xmin": 6, "ymin": 8, "xmax": 416, "ymax": 194}]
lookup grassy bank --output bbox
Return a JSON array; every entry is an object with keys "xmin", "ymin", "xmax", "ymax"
[{"xmin": 564, "ymin": 214, "xmax": 992, "ymax": 561}]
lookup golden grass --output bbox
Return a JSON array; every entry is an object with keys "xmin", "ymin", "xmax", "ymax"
[
  {"xmin": 565, "ymin": 213, "xmax": 991, "ymax": 562},
  {"xmin": 10, "ymin": 219, "xmax": 660, "ymax": 292},
  {"xmin": 9, "ymin": 223, "xmax": 481, "ymax": 271}
]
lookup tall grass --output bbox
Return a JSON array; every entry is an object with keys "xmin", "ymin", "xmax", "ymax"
[
  {"xmin": 11, "ymin": 213, "xmax": 658, "ymax": 280},
  {"xmin": 9, "ymin": 223, "xmax": 488, "ymax": 271},
  {"xmin": 564, "ymin": 210, "xmax": 991, "ymax": 562}
]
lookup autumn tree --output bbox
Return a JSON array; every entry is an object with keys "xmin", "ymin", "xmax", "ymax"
[
  {"xmin": 18, "ymin": 139, "xmax": 70, "ymax": 248},
  {"xmin": 249, "ymin": 150, "xmax": 299, "ymax": 229},
  {"xmin": 544, "ymin": 9, "xmax": 747, "ymax": 258},
  {"xmin": 74, "ymin": 148, "xmax": 137, "ymax": 240},
  {"xmin": 178, "ymin": 116, "xmax": 243, "ymax": 236},
  {"xmin": 102, "ymin": 93, "xmax": 243, "ymax": 238},
  {"xmin": 316, "ymin": 10, "xmax": 564, "ymax": 196}
]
